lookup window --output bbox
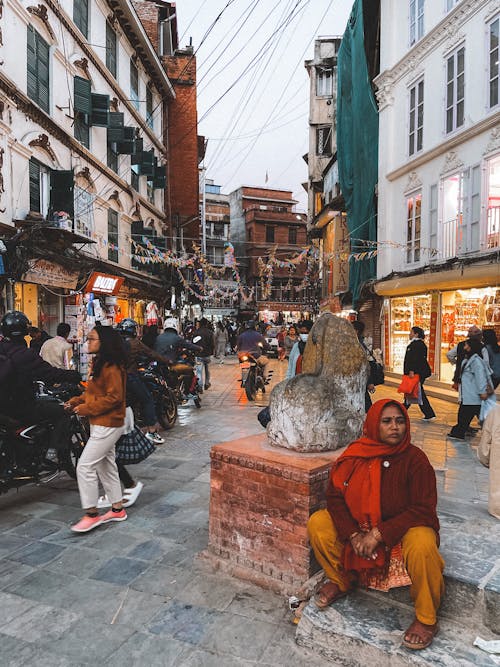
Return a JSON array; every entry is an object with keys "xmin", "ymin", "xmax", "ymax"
[
  {"xmin": 130, "ymin": 60, "xmax": 139, "ymax": 110},
  {"xmin": 442, "ymin": 171, "xmax": 466, "ymax": 258},
  {"xmin": 146, "ymin": 180, "xmax": 154, "ymax": 204},
  {"xmin": 107, "ymin": 144, "xmax": 118, "ymax": 173},
  {"xmin": 73, "ymin": 77, "xmax": 90, "ymax": 148},
  {"xmin": 146, "ymin": 86, "xmax": 153, "ymax": 129},
  {"xmin": 288, "ymin": 227, "xmax": 297, "ymax": 244},
  {"xmin": 406, "ymin": 193, "xmax": 422, "ymax": 263},
  {"xmin": 131, "ymin": 165, "xmax": 140, "ymax": 192},
  {"xmin": 27, "ymin": 26, "xmax": 50, "ymax": 113},
  {"xmin": 429, "ymin": 183, "xmax": 438, "ymax": 252},
  {"xmin": 73, "ymin": 0, "xmax": 89, "ymax": 37},
  {"xmin": 487, "ymin": 154, "xmax": 500, "ymax": 248},
  {"xmin": 316, "ymin": 126, "xmax": 332, "ymax": 156},
  {"xmin": 213, "ymin": 223, "xmax": 224, "ymax": 238},
  {"xmin": 409, "ymin": 0, "xmax": 424, "ymax": 45},
  {"xmin": 446, "ymin": 46, "xmax": 465, "ymax": 133},
  {"xmin": 106, "ymin": 22, "xmax": 117, "ymax": 77},
  {"xmin": 409, "ymin": 79, "xmax": 424, "ymax": 155},
  {"xmin": 107, "ymin": 209, "xmax": 119, "ymax": 262},
  {"xmin": 489, "ymin": 17, "xmax": 499, "ymax": 109},
  {"xmin": 74, "ymin": 186, "xmax": 94, "ymax": 238},
  {"xmin": 316, "ymin": 68, "xmax": 333, "ymax": 96},
  {"xmin": 265, "ymin": 225, "xmax": 275, "ymax": 243},
  {"xmin": 29, "ymin": 159, "xmax": 50, "ymax": 216},
  {"xmin": 159, "ymin": 17, "xmax": 174, "ymax": 56},
  {"xmin": 212, "ymin": 246, "xmax": 224, "ymax": 265}
]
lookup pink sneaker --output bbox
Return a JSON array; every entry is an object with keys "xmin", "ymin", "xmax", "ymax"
[
  {"xmin": 71, "ymin": 514, "xmax": 104, "ymax": 533},
  {"xmin": 101, "ymin": 508, "xmax": 127, "ymax": 524}
]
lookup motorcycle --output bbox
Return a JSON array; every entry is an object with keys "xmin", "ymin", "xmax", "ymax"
[
  {"xmin": 238, "ymin": 350, "xmax": 266, "ymax": 401},
  {"xmin": 133, "ymin": 361, "xmax": 178, "ymax": 429},
  {"xmin": 0, "ymin": 382, "xmax": 88, "ymax": 495},
  {"xmin": 157, "ymin": 351, "xmax": 202, "ymax": 409}
]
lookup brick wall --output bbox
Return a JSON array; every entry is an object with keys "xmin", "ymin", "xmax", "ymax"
[{"xmin": 132, "ymin": 1, "xmax": 160, "ymax": 52}]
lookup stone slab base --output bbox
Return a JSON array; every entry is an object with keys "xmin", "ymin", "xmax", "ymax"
[{"xmin": 204, "ymin": 433, "xmax": 344, "ymax": 595}]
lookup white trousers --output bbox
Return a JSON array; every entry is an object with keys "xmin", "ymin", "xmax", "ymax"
[{"xmin": 76, "ymin": 424, "xmax": 124, "ymax": 509}]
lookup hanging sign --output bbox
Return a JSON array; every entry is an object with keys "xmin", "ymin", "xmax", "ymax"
[
  {"xmin": 85, "ymin": 272, "xmax": 124, "ymax": 295},
  {"xmin": 23, "ymin": 259, "xmax": 79, "ymax": 289}
]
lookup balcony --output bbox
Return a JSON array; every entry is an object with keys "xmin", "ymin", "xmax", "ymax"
[{"xmin": 487, "ymin": 205, "xmax": 500, "ymax": 249}]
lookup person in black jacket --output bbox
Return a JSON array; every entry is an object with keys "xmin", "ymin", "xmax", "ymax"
[
  {"xmin": 0, "ymin": 311, "xmax": 81, "ymax": 450},
  {"xmin": 192, "ymin": 318, "xmax": 215, "ymax": 390},
  {"xmin": 403, "ymin": 326, "xmax": 436, "ymax": 421}
]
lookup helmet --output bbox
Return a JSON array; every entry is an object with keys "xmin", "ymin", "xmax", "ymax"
[
  {"xmin": 163, "ymin": 317, "xmax": 178, "ymax": 332},
  {"xmin": 116, "ymin": 318, "xmax": 138, "ymax": 337},
  {"xmin": 1, "ymin": 310, "xmax": 30, "ymax": 338},
  {"xmin": 245, "ymin": 320, "xmax": 256, "ymax": 329}
]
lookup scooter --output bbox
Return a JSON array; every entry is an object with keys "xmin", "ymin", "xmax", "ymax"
[{"xmin": 0, "ymin": 382, "xmax": 88, "ymax": 494}]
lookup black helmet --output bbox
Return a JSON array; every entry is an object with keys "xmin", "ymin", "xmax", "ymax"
[
  {"xmin": 1, "ymin": 310, "xmax": 30, "ymax": 338},
  {"xmin": 116, "ymin": 318, "xmax": 138, "ymax": 337}
]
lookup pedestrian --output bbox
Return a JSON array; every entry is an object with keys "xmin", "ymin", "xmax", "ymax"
[
  {"xmin": 286, "ymin": 321, "xmax": 312, "ymax": 379},
  {"xmin": 28, "ymin": 326, "xmax": 51, "ymax": 354},
  {"xmin": 192, "ymin": 317, "xmax": 214, "ymax": 389},
  {"xmin": 448, "ymin": 338, "xmax": 492, "ymax": 440},
  {"xmin": 214, "ymin": 321, "xmax": 228, "ymax": 363},
  {"xmin": 308, "ymin": 399, "xmax": 443, "ymax": 651},
  {"xmin": 477, "ymin": 404, "xmax": 500, "ymax": 520},
  {"xmin": 277, "ymin": 326, "xmax": 287, "ymax": 361},
  {"xmin": 352, "ymin": 320, "xmax": 376, "ymax": 413},
  {"xmin": 447, "ymin": 325, "xmax": 489, "ymax": 391},
  {"xmin": 403, "ymin": 326, "xmax": 435, "ymax": 421},
  {"xmin": 284, "ymin": 325, "xmax": 297, "ymax": 359},
  {"xmin": 483, "ymin": 328, "xmax": 500, "ymax": 389},
  {"xmin": 65, "ymin": 326, "xmax": 128, "ymax": 533},
  {"xmin": 142, "ymin": 324, "xmax": 158, "ymax": 349},
  {"xmin": 40, "ymin": 322, "xmax": 73, "ymax": 369}
]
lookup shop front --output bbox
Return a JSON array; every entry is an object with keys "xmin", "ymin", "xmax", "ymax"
[
  {"xmin": 258, "ymin": 302, "xmax": 309, "ymax": 324},
  {"xmin": 377, "ymin": 263, "xmax": 500, "ymax": 382}
]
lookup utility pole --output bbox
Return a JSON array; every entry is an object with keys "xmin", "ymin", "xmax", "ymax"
[{"xmin": 200, "ymin": 165, "xmax": 207, "ymax": 256}]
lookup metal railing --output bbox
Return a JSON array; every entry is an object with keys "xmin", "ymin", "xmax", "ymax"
[{"xmin": 487, "ymin": 205, "xmax": 500, "ymax": 249}]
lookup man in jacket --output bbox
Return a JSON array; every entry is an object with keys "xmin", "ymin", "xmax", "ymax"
[
  {"xmin": 192, "ymin": 318, "xmax": 215, "ymax": 390},
  {"xmin": 0, "ymin": 311, "xmax": 81, "ymax": 451},
  {"xmin": 154, "ymin": 318, "xmax": 202, "ymax": 362},
  {"xmin": 237, "ymin": 320, "xmax": 270, "ymax": 380}
]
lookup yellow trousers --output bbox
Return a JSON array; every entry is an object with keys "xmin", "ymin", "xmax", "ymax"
[{"xmin": 307, "ymin": 509, "xmax": 445, "ymax": 625}]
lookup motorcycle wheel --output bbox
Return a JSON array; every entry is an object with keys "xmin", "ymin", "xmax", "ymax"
[
  {"xmin": 157, "ymin": 390, "xmax": 178, "ymax": 430},
  {"xmin": 62, "ymin": 419, "xmax": 88, "ymax": 479},
  {"xmin": 244, "ymin": 371, "xmax": 257, "ymax": 401}
]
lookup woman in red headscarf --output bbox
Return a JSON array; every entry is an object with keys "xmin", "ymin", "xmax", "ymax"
[{"xmin": 308, "ymin": 399, "xmax": 444, "ymax": 651}]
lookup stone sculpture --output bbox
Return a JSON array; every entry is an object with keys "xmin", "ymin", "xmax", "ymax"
[{"xmin": 267, "ymin": 312, "xmax": 369, "ymax": 452}]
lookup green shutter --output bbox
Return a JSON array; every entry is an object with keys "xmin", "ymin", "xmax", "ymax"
[
  {"xmin": 107, "ymin": 112, "xmax": 124, "ymax": 143},
  {"xmin": 153, "ymin": 162, "xmax": 166, "ymax": 189},
  {"xmin": 106, "ymin": 22, "xmax": 117, "ymax": 77},
  {"xmin": 74, "ymin": 76, "xmax": 91, "ymax": 114},
  {"xmin": 73, "ymin": 0, "xmax": 88, "ymax": 37},
  {"xmin": 130, "ymin": 138, "xmax": 143, "ymax": 165},
  {"xmin": 37, "ymin": 34, "xmax": 50, "ymax": 113},
  {"xmin": 29, "ymin": 159, "xmax": 41, "ymax": 212},
  {"xmin": 140, "ymin": 150, "xmax": 154, "ymax": 176},
  {"xmin": 50, "ymin": 170, "xmax": 74, "ymax": 218},
  {"xmin": 27, "ymin": 26, "xmax": 37, "ymax": 102},
  {"xmin": 117, "ymin": 126, "xmax": 136, "ymax": 155},
  {"xmin": 90, "ymin": 93, "xmax": 109, "ymax": 126}
]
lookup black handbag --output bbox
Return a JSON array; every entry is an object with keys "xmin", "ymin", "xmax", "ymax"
[
  {"xmin": 115, "ymin": 426, "xmax": 156, "ymax": 464},
  {"xmin": 369, "ymin": 359, "xmax": 385, "ymax": 386}
]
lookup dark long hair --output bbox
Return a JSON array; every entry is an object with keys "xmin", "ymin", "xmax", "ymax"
[
  {"xmin": 465, "ymin": 338, "xmax": 483, "ymax": 358},
  {"xmin": 483, "ymin": 328, "xmax": 500, "ymax": 354},
  {"xmin": 92, "ymin": 325, "xmax": 127, "ymax": 378}
]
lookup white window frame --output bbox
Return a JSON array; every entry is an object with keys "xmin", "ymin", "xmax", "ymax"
[
  {"xmin": 74, "ymin": 186, "xmax": 95, "ymax": 239},
  {"xmin": 445, "ymin": 45, "xmax": 465, "ymax": 135},
  {"xmin": 488, "ymin": 16, "xmax": 499, "ymax": 110},
  {"xmin": 408, "ymin": 78, "xmax": 424, "ymax": 156},
  {"xmin": 406, "ymin": 191, "xmax": 422, "ymax": 264},
  {"xmin": 316, "ymin": 68, "xmax": 333, "ymax": 97},
  {"xmin": 409, "ymin": 0, "xmax": 424, "ymax": 46}
]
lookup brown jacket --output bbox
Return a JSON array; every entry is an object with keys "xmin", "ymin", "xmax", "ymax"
[{"xmin": 69, "ymin": 363, "xmax": 126, "ymax": 427}]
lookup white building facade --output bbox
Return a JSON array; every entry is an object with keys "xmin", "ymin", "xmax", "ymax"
[
  {"xmin": 375, "ymin": 0, "xmax": 500, "ymax": 382},
  {"xmin": 0, "ymin": 0, "xmax": 173, "ymax": 337}
]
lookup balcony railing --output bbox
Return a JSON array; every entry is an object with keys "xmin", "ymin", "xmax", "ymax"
[
  {"xmin": 487, "ymin": 205, "xmax": 500, "ymax": 249},
  {"xmin": 441, "ymin": 216, "xmax": 458, "ymax": 259}
]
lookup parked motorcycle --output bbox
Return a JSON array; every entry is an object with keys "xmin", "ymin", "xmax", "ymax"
[
  {"xmin": 0, "ymin": 382, "xmax": 88, "ymax": 494},
  {"xmin": 238, "ymin": 351, "xmax": 266, "ymax": 401},
  {"xmin": 155, "ymin": 353, "xmax": 202, "ymax": 409},
  {"xmin": 132, "ymin": 362, "xmax": 178, "ymax": 429}
]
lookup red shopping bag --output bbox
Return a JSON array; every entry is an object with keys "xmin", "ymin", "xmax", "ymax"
[{"xmin": 398, "ymin": 374, "xmax": 420, "ymax": 397}]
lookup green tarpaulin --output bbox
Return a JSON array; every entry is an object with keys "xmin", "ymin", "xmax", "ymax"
[{"xmin": 337, "ymin": 0, "xmax": 379, "ymax": 307}]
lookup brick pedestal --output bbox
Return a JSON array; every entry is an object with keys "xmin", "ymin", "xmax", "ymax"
[{"xmin": 203, "ymin": 433, "xmax": 344, "ymax": 595}]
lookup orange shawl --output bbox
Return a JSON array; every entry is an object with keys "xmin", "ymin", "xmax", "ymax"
[{"xmin": 330, "ymin": 398, "xmax": 411, "ymax": 573}]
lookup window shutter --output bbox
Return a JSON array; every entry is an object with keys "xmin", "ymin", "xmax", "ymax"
[
  {"xmin": 140, "ymin": 150, "xmax": 155, "ymax": 176},
  {"xmin": 50, "ymin": 170, "xmax": 75, "ymax": 218},
  {"xmin": 107, "ymin": 112, "xmax": 124, "ymax": 143},
  {"xmin": 74, "ymin": 76, "xmax": 91, "ymax": 114},
  {"xmin": 73, "ymin": 0, "xmax": 88, "ymax": 37},
  {"xmin": 429, "ymin": 184, "xmax": 438, "ymax": 257},
  {"xmin": 90, "ymin": 93, "xmax": 110, "ymax": 126},
  {"xmin": 27, "ymin": 26, "xmax": 38, "ymax": 102},
  {"xmin": 469, "ymin": 164, "xmax": 481, "ymax": 252},
  {"xmin": 37, "ymin": 35, "xmax": 50, "ymax": 113},
  {"xmin": 29, "ymin": 159, "xmax": 41, "ymax": 213},
  {"xmin": 117, "ymin": 126, "xmax": 136, "ymax": 154},
  {"xmin": 153, "ymin": 162, "xmax": 166, "ymax": 189},
  {"xmin": 106, "ymin": 22, "xmax": 117, "ymax": 77},
  {"xmin": 130, "ymin": 138, "xmax": 143, "ymax": 165}
]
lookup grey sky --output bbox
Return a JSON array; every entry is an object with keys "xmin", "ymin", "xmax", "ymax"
[{"xmin": 176, "ymin": 0, "xmax": 354, "ymax": 211}]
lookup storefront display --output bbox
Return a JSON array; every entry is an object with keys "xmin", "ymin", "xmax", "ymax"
[{"xmin": 390, "ymin": 295, "xmax": 431, "ymax": 373}]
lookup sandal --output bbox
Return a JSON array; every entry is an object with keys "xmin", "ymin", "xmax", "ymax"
[
  {"xmin": 402, "ymin": 618, "xmax": 438, "ymax": 650},
  {"xmin": 313, "ymin": 581, "xmax": 348, "ymax": 610},
  {"xmin": 122, "ymin": 481, "xmax": 144, "ymax": 508}
]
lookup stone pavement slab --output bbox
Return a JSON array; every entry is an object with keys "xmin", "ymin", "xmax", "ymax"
[{"xmin": 0, "ymin": 357, "xmax": 497, "ymax": 665}]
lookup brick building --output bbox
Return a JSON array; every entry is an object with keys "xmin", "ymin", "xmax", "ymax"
[
  {"xmin": 133, "ymin": 0, "xmax": 203, "ymax": 251},
  {"xmin": 229, "ymin": 186, "xmax": 312, "ymax": 322}
]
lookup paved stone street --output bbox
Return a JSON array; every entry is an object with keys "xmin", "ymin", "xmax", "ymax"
[{"xmin": 0, "ymin": 357, "xmax": 495, "ymax": 666}]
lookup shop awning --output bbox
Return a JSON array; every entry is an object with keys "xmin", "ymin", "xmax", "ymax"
[{"xmin": 375, "ymin": 261, "xmax": 500, "ymax": 296}]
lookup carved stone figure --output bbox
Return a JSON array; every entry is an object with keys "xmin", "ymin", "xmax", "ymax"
[{"xmin": 267, "ymin": 313, "xmax": 369, "ymax": 452}]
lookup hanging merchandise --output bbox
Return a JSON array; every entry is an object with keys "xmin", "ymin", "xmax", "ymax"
[
  {"xmin": 146, "ymin": 301, "xmax": 159, "ymax": 325},
  {"xmin": 135, "ymin": 299, "xmax": 146, "ymax": 325}
]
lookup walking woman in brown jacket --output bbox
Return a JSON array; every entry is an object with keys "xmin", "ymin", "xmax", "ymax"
[{"xmin": 66, "ymin": 326, "xmax": 128, "ymax": 533}]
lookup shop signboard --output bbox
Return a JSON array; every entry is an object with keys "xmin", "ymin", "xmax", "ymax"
[
  {"xmin": 23, "ymin": 259, "xmax": 79, "ymax": 289},
  {"xmin": 85, "ymin": 272, "xmax": 124, "ymax": 295},
  {"xmin": 428, "ymin": 292, "xmax": 439, "ymax": 373},
  {"xmin": 257, "ymin": 302, "xmax": 307, "ymax": 311}
]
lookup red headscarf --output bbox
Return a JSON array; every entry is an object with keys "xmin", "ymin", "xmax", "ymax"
[{"xmin": 331, "ymin": 398, "xmax": 411, "ymax": 572}]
